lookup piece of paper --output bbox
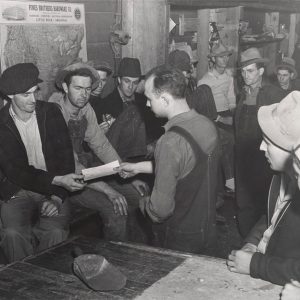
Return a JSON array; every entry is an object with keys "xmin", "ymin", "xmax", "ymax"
[{"xmin": 82, "ymin": 160, "xmax": 120, "ymax": 181}]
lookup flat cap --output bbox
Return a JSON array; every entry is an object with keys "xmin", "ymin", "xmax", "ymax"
[{"xmin": 0, "ymin": 63, "xmax": 42, "ymax": 96}]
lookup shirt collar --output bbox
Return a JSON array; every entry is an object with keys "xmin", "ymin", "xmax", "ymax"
[
  {"xmin": 244, "ymin": 77, "xmax": 262, "ymax": 94},
  {"xmin": 164, "ymin": 109, "xmax": 195, "ymax": 131},
  {"xmin": 9, "ymin": 105, "xmax": 36, "ymax": 123},
  {"xmin": 118, "ymin": 87, "xmax": 135, "ymax": 103}
]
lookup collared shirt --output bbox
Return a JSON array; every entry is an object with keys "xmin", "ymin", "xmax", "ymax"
[
  {"xmin": 9, "ymin": 106, "xmax": 47, "ymax": 171},
  {"xmin": 145, "ymin": 109, "xmax": 217, "ymax": 222},
  {"xmin": 117, "ymin": 87, "xmax": 135, "ymax": 107},
  {"xmin": 49, "ymin": 92, "xmax": 120, "ymax": 164},
  {"xmin": 197, "ymin": 68, "xmax": 236, "ymax": 112},
  {"xmin": 243, "ymin": 77, "xmax": 262, "ymax": 105},
  {"xmin": 257, "ymin": 174, "xmax": 294, "ymax": 254}
]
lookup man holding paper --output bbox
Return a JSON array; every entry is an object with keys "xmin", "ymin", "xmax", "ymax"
[{"xmin": 50, "ymin": 63, "xmax": 149, "ymax": 242}]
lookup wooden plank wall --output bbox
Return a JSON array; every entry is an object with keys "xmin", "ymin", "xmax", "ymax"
[{"xmin": 122, "ymin": 0, "xmax": 168, "ymax": 74}]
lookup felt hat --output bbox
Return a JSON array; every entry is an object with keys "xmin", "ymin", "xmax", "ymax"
[
  {"xmin": 240, "ymin": 47, "xmax": 269, "ymax": 68},
  {"xmin": 168, "ymin": 50, "xmax": 192, "ymax": 72},
  {"xmin": 0, "ymin": 63, "xmax": 42, "ymax": 96},
  {"xmin": 73, "ymin": 254, "xmax": 127, "ymax": 291},
  {"xmin": 116, "ymin": 57, "xmax": 142, "ymax": 78},
  {"xmin": 275, "ymin": 57, "xmax": 297, "ymax": 79},
  {"xmin": 208, "ymin": 43, "xmax": 232, "ymax": 58},
  {"xmin": 55, "ymin": 62, "xmax": 100, "ymax": 91},
  {"xmin": 258, "ymin": 90, "xmax": 300, "ymax": 151},
  {"xmin": 94, "ymin": 61, "xmax": 113, "ymax": 76}
]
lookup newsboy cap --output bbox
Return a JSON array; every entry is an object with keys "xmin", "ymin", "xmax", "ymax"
[
  {"xmin": 73, "ymin": 254, "xmax": 127, "ymax": 291},
  {"xmin": 116, "ymin": 57, "xmax": 142, "ymax": 78},
  {"xmin": 0, "ymin": 63, "xmax": 43, "ymax": 96},
  {"xmin": 258, "ymin": 90, "xmax": 300, "ymax": 151}
]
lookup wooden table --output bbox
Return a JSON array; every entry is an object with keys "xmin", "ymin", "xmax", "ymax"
[{"xmin": 0, "ymin": 236, "xmax": 282, "ymax": 299}]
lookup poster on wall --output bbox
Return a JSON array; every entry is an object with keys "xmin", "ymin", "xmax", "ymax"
[{"xmin": 0, "ymin": 1, "xmax": 87, "ymax": 100}]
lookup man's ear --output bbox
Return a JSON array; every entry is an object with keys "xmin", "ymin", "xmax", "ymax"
[
  {"xmin": 259, "ymin": 67, "xmax": 264, "ymax": 76},
  {"xmin": 161, "ymin": 93, "xmax": 171, "ymax": 106},
  {"xmin": 62, "ymin": 82, "xmax": 68, "ymax": 94},
  {"xmin": 291, "ymin": 72, "xmax": 296, "ymax": 80},
  {"xmin": 117, "ymin": 77, "xmax": 121, "ymax": 85}
]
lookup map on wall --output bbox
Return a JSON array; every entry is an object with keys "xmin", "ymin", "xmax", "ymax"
[{"xmin": 0, "ymin": 1, "xmax": 87, "ymax": 101}]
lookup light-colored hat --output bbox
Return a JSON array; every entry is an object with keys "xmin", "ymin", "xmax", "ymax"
[
  {"xmin": 258, "ymin": 90, "xmax": 300, "ymax": 151},
  {"xmin": 275, "ymin": 57, "xmax": 297, "ymax": 79},
  {"xmin": 56, "ymin": 62, "xmax": 100, "ymax": 91},
  {"xmin": 208, "ymin": 43, "xmax": 232, "ymax": 58},
  {"xmin": 240, "ymin": 47, "xmax": 269, "ymax": 68}
]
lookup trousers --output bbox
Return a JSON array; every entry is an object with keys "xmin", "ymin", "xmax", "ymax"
[{"xmin": 0, "ymin": 190, "xmax": 70, "ymax": 262}]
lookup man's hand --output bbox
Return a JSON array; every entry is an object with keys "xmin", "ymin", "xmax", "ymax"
[
  {"xmin": 139, "ymin": 196, "xmax": 149, "ymax": 216},
  {"xmin": 131, "ymin": 179, "xmax": 150, "ymax": 197},
  {"xmin": 241, "ymin": 243, "xmax": 257, "ymax": 253},
  {"xmin": 40, "ymin": 195, "xmax": 62, "ymax": 217},
  {"xmin": 227, "ymin": 249, "xmax": 254, "ymax": 275},
  {"xmin": 106, "ymin": 189, "xmax": 128, "ymax": 216},
  {"xmin": 99, "ymin": 121, "xmax": 111, "ymax": 134},
  {"xmin": 218, "ymin": 116, "xmax": 233, "ymax": 126},
  {"xmin": 52, "ymin": 173, "xmax": 86, "ymax": 192},
  {"xmin": 115, "ymin": 162, "xmax": 139, "ymax": 179}
]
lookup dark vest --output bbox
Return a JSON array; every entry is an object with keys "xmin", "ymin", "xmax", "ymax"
[{"xmin": 153, "ymin": 126, "xmax": 218, "ymax": 253}]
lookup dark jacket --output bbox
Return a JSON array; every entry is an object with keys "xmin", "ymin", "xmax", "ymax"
[
  {"xmin": 0, "ymin": 101, "xmax": 75, "ymax": 201},
  {"xmin": 246, "ymin": 175, "xmax": 300, "ymax": 285}
]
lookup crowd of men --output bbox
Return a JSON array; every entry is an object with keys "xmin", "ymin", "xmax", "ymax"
[{"xmin": 0, "ymin": 42, "xmax": 300, "ymax": 298}]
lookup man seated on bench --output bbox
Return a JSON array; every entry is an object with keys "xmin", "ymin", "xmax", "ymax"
[
  {"xmin": 0, "ymin": 63, "xmax": 85, "ymax": 262},
  {"xmin": 49, "ymin": 62, "xmax": 150, "ymax": 243}
]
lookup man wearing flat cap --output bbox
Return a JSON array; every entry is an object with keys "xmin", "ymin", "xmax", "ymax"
[
  {"xmin": 235, "ymin": 47, "xmax": 286, "ymax": 238},
  {"xmin": 50, "ymin": 62, "xmax": 150, "ymax": 243},
  {"xmin": 0, "ymin": 63, "xmax": 85, "ymax": 262},
  {"xmin": 274, "ymin": 57, "xmax": 300, "ymax": 94}
]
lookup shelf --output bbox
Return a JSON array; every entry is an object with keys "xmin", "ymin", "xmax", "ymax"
[{"xmin": 240, "ymin": 37, "xmax": 284, "ymax": 48}]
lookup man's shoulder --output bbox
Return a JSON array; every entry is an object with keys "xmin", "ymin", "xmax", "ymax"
[{"xmin": 102, "ymin": 88, "xmax": 120, "ymax": 102}]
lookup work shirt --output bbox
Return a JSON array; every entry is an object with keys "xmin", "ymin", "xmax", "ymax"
[
  {"xmin": 9, "ymin": 107, "xmax": 47, "ymax": 171},
  {"xmin": 197, "ymin": 68, "xmax": 236, "ymax": 112},
  {"xmin": 257, "ymin": 175, "xmax": 294, "ymax": 254},
  {"xmin": 49, "ymin": 92, "xmax": 120, "ymax": 164},
  {"xmin": 146, "ymin": 109, "xmax": 217, "ymax": 222}
]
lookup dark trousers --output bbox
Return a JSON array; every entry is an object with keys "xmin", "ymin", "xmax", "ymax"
[
  {"xmin": 235, "ymin": 105, "xmax": 272, "ymax": 238},
  {"xmin": 0, "ymin": 190, "xmax": 70, "ymax": 262}
]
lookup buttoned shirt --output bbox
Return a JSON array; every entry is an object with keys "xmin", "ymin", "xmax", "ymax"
[
  {"xmin": 257, "ymin": 175, "xmax": 294, "ymax": 254},
  {"xmin": 243, "ymin": 78, "xmax": 262, "ymax": 105},
  {"xmin": 197, "ymin": 68, "xmax": 236, "ymax": 112},
  {"xmin": 9, "ymin": 106, "xmax": 47, "ymax": 171}
]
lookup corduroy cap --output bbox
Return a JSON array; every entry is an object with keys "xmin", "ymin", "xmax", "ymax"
[
  {"xmin": 73, "ymin": 254, "xmax": 127, "ymax": 291},
  {"xmin": 258, "ymin": 90, "xmax": 300, "ymax": 151},
  {"xmin": 168, "ymin": 50, "xmax": 191, "ymax": 72},
  {"xmin": 0, "ymin": 63, "xmax": 42, "ymax": 96},
  {"xmin": 116, "ymin": 57, "xmax": 142, "ymax": 78}
]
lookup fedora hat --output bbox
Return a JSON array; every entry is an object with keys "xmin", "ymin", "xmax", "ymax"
[
  {"xmin": 258, "ymin": 90, "xmax": 300, "ymax": 151},
  {"xmin": 275, "ymin": 57, "xmax": 297, "ymax": 79},
  {"xmin": 94, "ymin": 61, "xmax": 113, "ymax": 76},
  {"xmin": 116, "ymin": 57, "xmax": 142, "ymax": 78},
  {"xmin": 168, "ymin": 50, "xmax": 192, "ymax": 72},
  {"xmin": 208, "ymin": 43, "xmax": 232, "ymax": 58},
  {"xmin": 73, "ymin": 254, "xmax": 127, "ymax": 291},
  {"xmin": 240, "ymin": 47, "xmax": 269, "ymax": 68},
  {"xmin": 0, "ymin": 63, "xmax": 43, "ymax": 96},
  {"xmin": 55, "ymin": 62, "xmax": 100, "ymax": 91}
]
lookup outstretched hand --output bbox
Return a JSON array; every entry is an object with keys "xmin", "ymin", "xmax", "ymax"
[
  {"xmin": 115, "ymin": 162, "xmax": 139, "ymax": 179},
  {"xmin": 53, "ymin": 173, "xmax": 86, "ymax": 192}
]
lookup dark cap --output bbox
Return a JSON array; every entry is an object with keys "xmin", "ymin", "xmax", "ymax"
[
  {"xmin": 94, "ymin": 61, "xmax": 113, "ymax": 76},
  {"xmin": 116, "ymin": 57, "xmax": 142, "ymax": 78},
  {"xmin": 168, "ymin": 50, "xmax": 191, "ymax": 72},
  {"xmin": 73, "ymin": 254, "xmax": 127, "ymax": 291},
  {"xmin": 0, "ymin": 63, "xmax": 42, "ymax": 96}
]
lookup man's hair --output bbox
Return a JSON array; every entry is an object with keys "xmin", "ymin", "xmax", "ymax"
[
  {"xmin": 277, "ymin": 66, "xmax": 292, "ymax": 74},
  {"xmin": 145, "ymin": 65, "xmax": 186, "ymax": 99},
  {"xmin": 63, "ymin": 68, "xmax": 93, "ymax": 86},
  {"xmin": 255, "ymin": 62, "xmax": 265, "ymax": 70}
]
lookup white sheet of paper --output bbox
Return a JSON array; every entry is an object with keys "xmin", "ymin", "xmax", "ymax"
[{"xmin": 82, "ymin": 160, "xmax": 120, "ymax": 181}]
